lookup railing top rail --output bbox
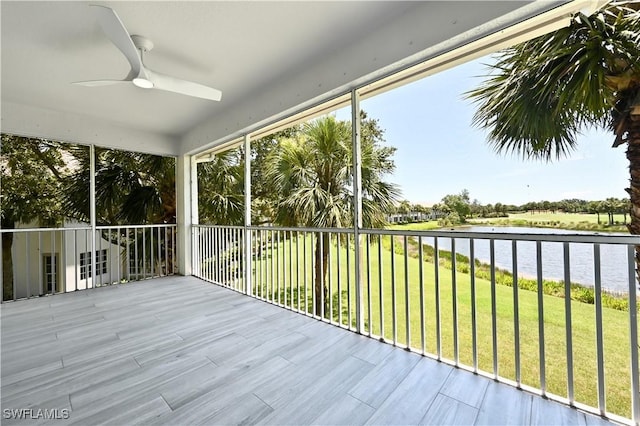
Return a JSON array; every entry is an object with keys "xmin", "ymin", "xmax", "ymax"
[
  {"xmin": 1, "ymin": 224, "xmax": 177, "ymax": 233},
  {"xmin": 194, "ymin": 224, "xmax": 245, "ymax": 230},
  {"xmin": 364, "ymin": 228, "xmax": 640, "ymax": 245},
  {"xmin": 0, "ymin": 226, "xmax": 91, "ymax": 233},
  {"xmin": 96, "ymin": 224, "xmax": 176, "ymax": 230},
  {"xmin": 195, "ymin": 223, "xmax": 640, "ymax": 245}
]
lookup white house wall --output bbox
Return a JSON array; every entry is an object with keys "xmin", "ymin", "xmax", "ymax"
[{"xmin": 12, "ymin": 223, "xmax": 124, "ymax": 298}]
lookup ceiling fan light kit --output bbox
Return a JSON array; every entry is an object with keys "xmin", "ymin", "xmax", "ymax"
[{"xmin": 73, "ymin": 5, "xmax": 222, "ymax": 101}]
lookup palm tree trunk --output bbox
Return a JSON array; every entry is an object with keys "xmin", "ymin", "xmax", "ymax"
[
  {"xmin": 313, "ymin": 232, "xmax": 329, "ymax": 317},
  {"xmin": 2, "ymin": 232, "xmax": 14, "ymax": 301},
  {"xmin": 625, "ymin": 114, "xmax": 640, "ymax": 288}
]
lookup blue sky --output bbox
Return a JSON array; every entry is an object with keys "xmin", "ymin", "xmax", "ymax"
[{"xmin": 338, "ymin": 56, "xmax": 628, "ymax": 206}]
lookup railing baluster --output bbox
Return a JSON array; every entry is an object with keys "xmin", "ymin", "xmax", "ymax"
[
  {"xmin": 223, "ymin": 228, "xmax": 227, "ymax": 286},
  {"xmin": 164, "ymin": 226, "xmax": 169, "ymax": 277},
  {"xmin": 451, "ymin": 238, "xmax": 458, "ymax": 364},
  {"xmin": 404, "ymin": 235, "xmax": 410, "ymax": 348},
  {"xmin": 192, "ymin": 226, "xmax": 196, "ymax": 278},
  {"xmin": 471, "ymin": 238, "xmax": 478, "ymax": 372},
  {"xmin": 346, "ymin": 233, "xmax": 351, "ymax": 327},
  {"xmin": 627, "ymin": 245, "xmax": 640, "ymax": 424},
  {"xmin": 367, "ymin": 234, "xmax": 372, "ymax": 337},
  {"xmin": 134, "ymin": 228, "xmax": 138, "ymax": 281},
  {"xmin": 563, "ymin": 242, "xmax": 574, "ymax": 403},
  {"xmin": 491, "ymin": 239, "xmax": 498, "ymax": 378},
  {"xmin": 142, "ymin": 228, "xmax": 146, "ymax": 280},
  {"xmin": 150, "ymin": 226, "xmax": 154, "ymax": 278},
  {"xmin": 51, "ymin": 229, "xmax": 56, "ymax": 293},
  {"xmin": 303, "ymin": 231, "xmax": 308, "ymax": 313},
  {"xmin": 172, "ymin": 226, "xmax": 176, "ymax": 275},
  {"xmin": 311, "ymin": 232, "xmax": 316, "ymax": 316},
  {"xmin": 85, "ymin": 229, "xmax": 90, "ymax": 288},
  {"xmin": 38, "ymin": 231, "xmax": 43, "ymax": 296},
  {"xmin": 434, "ymin": 236, "xmax": 441, "ymax": 359},
  {"xmin": 157, "ymin": 227, "xmax": 161, "ymax": 277},
  {"xmin": 512, "ymin": 240, "xmax": 520, "ymax": 386},
  {"xmin": 22, "ymin": 232, "xmax": 29, "ymax": 297},
  {"xmin": 321, "ymin": 232, "xmax": 326, "ymax": 320},
  {"xmin": 277, "ymin": 230, "xmax": 281, "ymax": 305},
  {"xmin": 594, "ymin": 243, "xmax": 605, "ymax": 414},
  {"xmin": 215, "ymin": 227, "xmax": 220, "ymax": 283},
  {"xmin": 378, "ymin": 234, "xmax": 384, "ymax": 339},
  {"xmin": 536, "ymin": 240, "xmax": 545, "ymax": 394},
  {"xmin": 289, "ymin": 231, "xmax": 294, "ymax": 308},
  {"xmin": 208, "ymin": 227, "xmax": 212, "ymax": 282},
  {"xmin": 391, "ymin": 235, "xmax": 397, "ymax": 345},
  {"xmin": 328, "ymin": 232, "xmax": 333, "ymax": 322},
  {"xmin": 272, "ymin": 229, "xmax": 275, "ymax": 300},
  {"xmin": 296, "ymin": 231, "xmax": 300, "ymax": 311},
  {"xmin": 75, "ymin": 229, "xmax": 80, "ymax": 290},
  {"xmin": 419, "ymin": 236, "xmax": 425, "ymax": 355},
  {"xmin": 337, "ymin": 235, "xmax": 342, "ymax": 325},
  {"xmin": 117, "ymin": 228, "xmax": 121, "ymax": 284}
]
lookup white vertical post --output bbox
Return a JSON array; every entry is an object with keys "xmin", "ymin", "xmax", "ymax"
[
  {"xmin": 244, "ymin": 134, "xmax": 252, "ymax": 296},
  {"xmin": 176, "ymin": 155, "xmax": 194, "ymax": 275},
  {"xmin": 351, "ymin": 89, "xmax": 364, "ymax": 333},
  {"xmin": 190, "ymin": 156, "xmax": 198, "ymax": 276},
  {"xmin": 89, "ymin": 144, "xmax": 96, "ymax": 289}
]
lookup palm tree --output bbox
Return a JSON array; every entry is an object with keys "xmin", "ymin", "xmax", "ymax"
[
  {"xmin": 467, "ymin": 3, "xmax": 640, "ymax": 280},
  {"xmin": 265, "ymin": 115, "xmax": 399, "ymax": 316},
  {"xmin": 61, "ymin": 146, "xmax": 175, "ymax": 226},
  {"xmin": 197, "ymin": 149, "xmax": 245, "ymax": 226}
]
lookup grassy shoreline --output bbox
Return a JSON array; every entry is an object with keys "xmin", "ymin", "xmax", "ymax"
[
  {"xmin": 469, "ymin": 212, "xmax": 628, "ymax": 233},
  {"xmin": 390, "ymin": 212, "xmax": 629, "ymax": 233},
  {"xmin": 387, "ymin": 234, "xmax": 631, "ymax": 311}
]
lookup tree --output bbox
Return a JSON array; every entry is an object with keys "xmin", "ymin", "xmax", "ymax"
[
  {"xmin": 467, "ymin": 3, "xmax": 640, "ymax": 279},
  {"xmin": 61, "ymin": 146, "xmax": 176, "ymax": 226},
  {"xmin": 198, "ymin": 149, "xmax": 244, "ymax": 226},
  {"xmin": 265, "ymin": 115, "xmax": 399, "ymax": 315},
  {"xmin": 588, "ymin": 200, "xmax": 603, "ymax": 224},
  {"xmin": 441, "ymin": 189, "xmax": 471, "ymax": 222},
  {"xmin": 1, "ymin": 135, "xmax": 66, "ymax": 300}
]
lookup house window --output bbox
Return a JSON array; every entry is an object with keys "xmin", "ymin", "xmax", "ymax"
[
  {"xmin": 96, "ymin": 249, "xmax": 108, "ymax": 275},
  {"xmin": 80, "ymin": 252, "xmax": 92, "ymax": 280},
  {"xmin": 43, "ymin": 254, "xmax": 57, "ymax": 293},
  {"xmin": 80, "ymin": 249, "xmax": 109, "ymax": 280}
]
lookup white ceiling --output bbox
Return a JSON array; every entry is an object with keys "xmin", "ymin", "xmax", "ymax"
[{"xmin": 1, "ymin": 1, "xmax": 567, "ymax": 157}]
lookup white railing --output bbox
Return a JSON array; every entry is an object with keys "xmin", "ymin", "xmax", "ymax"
[
  {"xmin": 0, "ymin": 224, "xmax": 176, "ymax": 302},
  {"xmin": 193, "ymin": 224, "xmax": 640, "ymax": 424}
]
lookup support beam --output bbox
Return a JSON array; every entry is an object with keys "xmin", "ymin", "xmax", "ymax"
[
  {"xmin": 244, "ymin": 134, "xmax": 252, "ymax": 296},
  {"xmin": 351, "ymin": 89, "xmax": 364, "ymax": 333},
  {"xmin": 176, "ymin": 155, "xmax": 195, "ymax": 275},
  {"xmin": 89, "ymin": 144, "xmax": 96, "ymax": 289}
]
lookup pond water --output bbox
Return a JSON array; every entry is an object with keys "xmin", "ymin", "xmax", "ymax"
[{"xmin": 418, "ymin": 226, "xmax": 630, "ymax": 294}]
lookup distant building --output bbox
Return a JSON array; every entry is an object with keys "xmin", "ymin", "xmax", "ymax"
[
  {"xmin": 386, "ymin": 210, "xmax": 445, "ymax": 224},
  {"xmin": 10, "ymin": 220, "xmax": 124, "ymax": 298}
]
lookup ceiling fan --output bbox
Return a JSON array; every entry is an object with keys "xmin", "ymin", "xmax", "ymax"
[{"xmin": 74, "ymin": 5, "xmax": 222, "ymax": 101}]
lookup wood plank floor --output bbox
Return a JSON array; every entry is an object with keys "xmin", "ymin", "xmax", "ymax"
[{"xmin": 1, "ymin": 276, "xmax": 616, "ymax": 425}]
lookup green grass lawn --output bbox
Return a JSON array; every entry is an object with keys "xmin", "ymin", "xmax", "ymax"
[
  {"xmin": 505, "ymin": 212, "xmax": 627, "ymax": 224},
  {"xmin": 240, "ymin": 231, "xmax": 635, "ymax": 419},
  {"xmin": 387, "ymin": 221, "xmax": 442, "ymax": 231},
  {"xmin": 469, "ymin": 212, "xmax": 628, "ymax": 232}
]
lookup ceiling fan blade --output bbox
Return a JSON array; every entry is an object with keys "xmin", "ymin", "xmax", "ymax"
[
  {"xmin": 72, "ymin": 80, "xmax": 129, "ymax": 87},
  {"xmin": 90, "ymin": 5, "xmax": 142, "ymax": 75},
  {"xmin": 147, "ymin": 70, "xmax": 222, "ymax": 101}
]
